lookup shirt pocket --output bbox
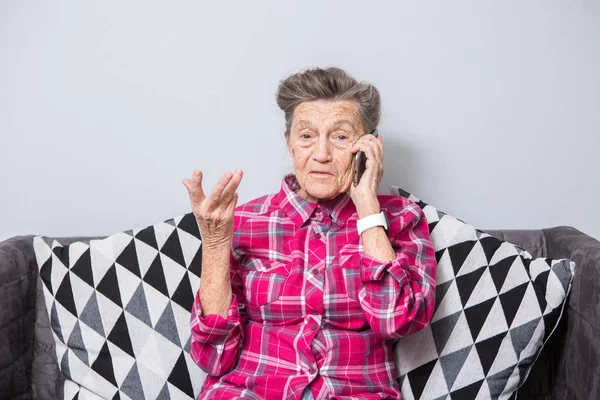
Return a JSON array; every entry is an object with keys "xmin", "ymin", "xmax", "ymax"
[
  {"xmin": 338, "ymin": 247, "xmax": 361, "ymax": 302},
  {"xmin": 242, "ymin": 258, "xmax": 290, "ymax": 307}
]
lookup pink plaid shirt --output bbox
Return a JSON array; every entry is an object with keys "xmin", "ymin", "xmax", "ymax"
[{"xmin": 190, "ymin": 174, "xmax": 436, "ymax": 400}]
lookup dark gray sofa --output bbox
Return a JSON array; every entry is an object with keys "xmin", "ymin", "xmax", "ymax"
[{"xmin": 1, "ymin": 227, "xmax": 599, "ymax": 399}]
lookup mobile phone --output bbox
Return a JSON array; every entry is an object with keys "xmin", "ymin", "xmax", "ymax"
[{"xmin": 353, "ymin": 129, "xmax": 378, "ymax": 186}]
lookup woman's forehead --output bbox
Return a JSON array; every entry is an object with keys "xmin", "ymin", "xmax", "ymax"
[{"xmin": 293, "ymin": 100, "xmax": 361, "ymax": 130}]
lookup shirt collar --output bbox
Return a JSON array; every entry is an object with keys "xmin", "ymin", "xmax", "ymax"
[{"xmin": 277, "ymin": 174, "xmax": 356, "ymax": 229}]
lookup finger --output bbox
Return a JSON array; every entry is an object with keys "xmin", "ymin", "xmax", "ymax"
[
  {"xmin": 224, "ymin": 192, "xmax": 239, "ymax": 215},
  {"xmin": 182, "ymin": 170, "xmax": 206, "ymax": 204},
  {"xmin": 221, "ymin": 169, "xmax": 244, "ymax": 200},
  {"xmin": 209, "ymin": 171, "xmax": 234, "ymax": 201},
  {"xmin": 357, "ymin": 139, "xmax": 381, "ymax": 166},
  {"xmin": 375, "ymin": 135, "xmax": 384, "ymax": 163},
  {"xmin": 360, "ymin": 157, "xmax": 381, "ymax": 189},
  {"xmin": 352, "ymin": 135, "xmax": 382, "ymax": 161}
]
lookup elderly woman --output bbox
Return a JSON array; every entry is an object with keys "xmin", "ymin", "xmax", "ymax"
[{"xmin": 182, "ymin": 67, "xmax": 437, "ymax": 400}]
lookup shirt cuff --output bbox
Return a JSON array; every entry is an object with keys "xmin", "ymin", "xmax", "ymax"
[
  {"xmin": 190, "ymin": 290, "xmax": 241, "ymax": 345},
  {"xmin": 360, "ymin": 252, "xmax": 409, "ymax": 286}
]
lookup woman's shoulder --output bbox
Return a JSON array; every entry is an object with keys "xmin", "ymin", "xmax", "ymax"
[
  {"xmin": 378, "ymin": 193, "xmax": 422, "ymax": 215},
  {"xmin": 233, "ymin": 193, "xmax": 282, "ymax": 230}
]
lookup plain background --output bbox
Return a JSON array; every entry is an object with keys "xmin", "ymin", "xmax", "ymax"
[{"xmin": 1, "ymin": 1, "xmax": 598, "ymax": 242}]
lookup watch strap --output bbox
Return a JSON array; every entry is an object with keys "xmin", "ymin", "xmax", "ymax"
[{"xmin": 356, "ymin": 212, "xmax": 388, "ymax": 236}]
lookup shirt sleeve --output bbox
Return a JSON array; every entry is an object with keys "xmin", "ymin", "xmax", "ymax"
[
  {"xmin": 358, "ymin": 199, "xmax": 437, "ymax": 340},
  {"xmin": 189, "ymin": 250, "xmax": 247, "ymax": 377}
]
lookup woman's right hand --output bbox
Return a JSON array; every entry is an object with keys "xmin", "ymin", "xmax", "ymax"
[{"xmin": 182, "ymin": 169, "xmax": 243, "ymax": 248}]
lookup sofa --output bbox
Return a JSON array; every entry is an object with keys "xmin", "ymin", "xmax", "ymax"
[{"xmin": 0, "ymin": 226, "xmax": 598, "ymax": 400}]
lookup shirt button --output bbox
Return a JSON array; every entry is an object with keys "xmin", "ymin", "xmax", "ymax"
[
  {"xmin": 308, "ymin": 367, "xmax": 316, "ymax": 375},
  {"xmin": 311, "ymin": 268, "xmax": 319, "ymax": 275},
  {"xmin": 311, "ymin": 324, "xmax": 318, "ymax": 331},
  {"xmin": 315, "ymin": 232, "xmax": 322, "ymax": 239},
  {"xmin": 311, "ymin": 309, "xmax": 319, "ymax": 315}
]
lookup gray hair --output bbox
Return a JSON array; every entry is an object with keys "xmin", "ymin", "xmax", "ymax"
[{"xmin": 275, "ymin": 66, "xmax": 381, "ymax": 137}]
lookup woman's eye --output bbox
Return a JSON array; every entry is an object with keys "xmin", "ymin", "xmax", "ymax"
[{"xmin": 301, "ymin": 134, "xmax": 311, "ymax": 139}]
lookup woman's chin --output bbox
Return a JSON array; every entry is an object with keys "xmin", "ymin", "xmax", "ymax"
[{"xmin": 305, "ymin": 185, "xmax": 344, "ymax": 202}]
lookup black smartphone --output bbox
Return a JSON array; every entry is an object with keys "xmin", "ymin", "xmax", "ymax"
[{"xmin": 353, "ymin": 129, "xmax": 378, "ymax": 186}]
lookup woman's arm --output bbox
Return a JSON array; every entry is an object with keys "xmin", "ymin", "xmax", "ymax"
[
  {"xmin": 183, "ymin": 168, "xmax": 247, "ymax": 376},
  {"xmin": 189, "ymin": 248, "xmax": 247, "ymax": 376},
  {"xmin": 358, "ymin": 200, "xmax": 437, "ymax": 339},
  {"xmin": 200, "ymin": 241, "xmax": 234, "ymax": 317},
  {"xmin": 348, "ymin": 134, "xmax": 436, "ymax": 339}
]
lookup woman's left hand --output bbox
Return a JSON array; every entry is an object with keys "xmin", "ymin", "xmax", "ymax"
[{"xmin": 349, "ymin": 134, "xmax": 384, "ymax": 218}]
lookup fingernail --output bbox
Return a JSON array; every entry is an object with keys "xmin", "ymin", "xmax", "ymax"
[{"xmin": 194, "ymin": 170, "xmax": 200, "ymax": 177}]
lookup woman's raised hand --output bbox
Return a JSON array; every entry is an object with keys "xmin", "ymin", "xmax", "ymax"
[
  {"xmin": 182, "ymin": 169, "xmax": 243, "ymax": 247},
  {"xmin": 349, "ymin": 134, "xmax": 384, "ymax": 218}
]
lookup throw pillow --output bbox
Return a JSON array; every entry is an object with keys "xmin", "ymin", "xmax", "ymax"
[
  {"xmin": 390, "ymin": 186, "xmax": 575, "ymax": 400},
  {"xmin": 33, "ymin": 213, "xmax": 207, "ymax": 400}
]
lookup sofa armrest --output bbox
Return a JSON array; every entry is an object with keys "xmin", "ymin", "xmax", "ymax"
[
  {"xmin": 0, "ymin": 235, "xmax": 38, "ymax": 399},
  {"xmin": 542, "ymin": 226, "xmax": 600, "ymax": 399}
]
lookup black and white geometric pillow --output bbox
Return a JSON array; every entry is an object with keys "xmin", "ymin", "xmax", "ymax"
[
  {"xmin": 390, "ymin": 186, "xmax": 575, "ymax": 400},
  {"xmin": 33, "ymin": 213, "xmax": 207, "ymax": 400}
]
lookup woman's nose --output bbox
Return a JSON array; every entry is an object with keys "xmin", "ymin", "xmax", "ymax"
[{"xmin": 311, "ymin": 138, "xmax": 332, "ymax": 162}]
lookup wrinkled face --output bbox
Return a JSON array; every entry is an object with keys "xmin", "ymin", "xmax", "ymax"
[{"xmin": 286, "ymin": 99, "xmax": 364, "ymax": 203}]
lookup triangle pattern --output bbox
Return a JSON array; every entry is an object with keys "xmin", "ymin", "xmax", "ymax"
[
  {"xmin": 455, "ymin": 266, "xmax": 486, "ymax": 307},
  {"xmin": 175, "ymin": 213, "xmax": 201, "ymax": 240},
  {"xmin": 55, "ymin": 273, "xmax": 78, "ymax": 318},
  {"xmin": 96, "ymin": 264, "xmax": 123, "ymax": 308},
  {"xmin": 499, "ymin": 283, "xmax": 529, "ymax": 328},
  {"xmin": 474, "ymin": 298, "xmax": 508, "ymax": 343},
  {"xmin": 39, "ymin": 257, "xmax": 54, "ymax": 293},
  {"xmin": 510, "ymin": 284, "xmax": 543, "ymax": 329},
  {"xmin": 478, "ymin": 236, "xmax": 502, "ymax": 264},
  {"xmin": 431, "ymin": 311, "xmax": 462, "ymax": 355},
  {"xmin": 134, "ymin": 225, "xmax": 159, "ymax": 250},
  {"xmin": 171, "ymin": 274, "xmax": 194, "ymax": 311},
  {"xmin": 464, "ymin": 268, "xmax": 498, "ymax": 308},
  {"xmin": 464, "ymin": 297, "xmax": 496, "ymax": 342},
  {"xmin": 116, "ymin": 241, "xmax": 141, "ymax": 278},
  {"xmin": 107, "ymin": 312, "xmax": 135, "ymax": 358},
  {"xmin": 406, "ymin": 358, "xmax": 437, "ymax": 400},
  {"xmin": 489, "ymin": 256, "xmax": 517, "ymax": 293},
  {"xmin": 176, "ymin": 227, "xmax": 202, "ymax": 268},
  {"xmin": 450, "ymin": 379, "xmax": 485, "ymax": 399},
  {"xmin": 71, "ymin": 248, "xmax": 94, "ymax": 287},
  {"xmin": 161, "ymin": 229, "xmax": 186, "ymax": 267},
  {"xmin": 125, "ymin": 283, "xmax": 152, "ymax": 328},
  {"xmin": 431, "ymin": 280, "xmax": 462, "ymax": 323},
  {"xmin": 499, "ymin": 257, "xmax": 531, "ymax": 294},
  {"xmin": 157, "ymin": 383, "xmax": 171, "ymax": 400},
  {"xmin": 475, "ymin": 332, "xmax": 506, "ymax": 376},
  {"xmin": 120, "ymin": 362, "xmax": 145, "ymax": 400},
  {"xmin": 167, "ymin": 352, "xmax": 195, "ymax": 398},
  {"xmin": 439, "ymin": 345, "xmax": 471, "ymax": 389},
  {"xmin": 155, "ymin": 302, "xmax": 181, "ymax": 347},
  {"xmin": 67, "ymin": 322, "xmax": 89, "ymax": 366},
  {"xmin": 90, "ymin": 341, "xmax": 117, "ymax": 387},
  {"xmin": 454, "ymin": 242, "xmax": 488, "ymax": 277},
  {"xmin": 447, "ymin": 241, "xmax": 477, "ymax": 277},
  {"xmin": 439, "ymin": 312, "xmax": 473, "ymax": 357},
  {"xmin": 451, "ymin": 345, "xmax": 485, "ymax": 391},
  {"xmin": 509, "ymin": 318, "xmax": 540, "ymax": 360},
  {"xmin": 134, "ymin": 238, "xmax": 159, "ymax": 278},
  {"xmin": 144, "ymin": 255, "xmax": 169, "ymax": 297},
  {"xmin": 419, "ymin": 360, "xmax": 450, "ymax": 399}
]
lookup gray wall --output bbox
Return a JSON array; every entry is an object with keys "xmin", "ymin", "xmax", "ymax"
[{"xmin": 1, "ymin": 1, "xmax": 598, "ymax": 241}]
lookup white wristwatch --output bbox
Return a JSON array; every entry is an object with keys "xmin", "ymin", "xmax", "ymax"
[{"xmin": 357, "ymin": 212, "xmax": 389, "ymax": 236}]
